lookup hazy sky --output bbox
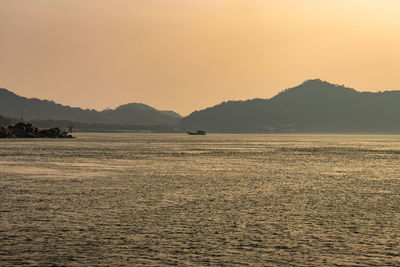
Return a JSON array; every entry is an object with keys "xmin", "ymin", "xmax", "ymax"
[{"xmin": 1, "ymin": 0, "xmax": 400, "ymax": 115}]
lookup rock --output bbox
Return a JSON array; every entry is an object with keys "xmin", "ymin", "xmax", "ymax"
[
  {"xmin": 1, "ymin": 122, "xmax": 74, "ymax": 138},
  {"xmin": 0, "ymin": 126, "xmax": 12, "ymax": 138}
]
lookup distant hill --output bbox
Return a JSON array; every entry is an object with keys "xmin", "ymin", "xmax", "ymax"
[
  {"xmin": 0, "ymin": 114, "xmax": 16, "ymax": 126},
  {"xmin": 181, "ymin": 79, "xmax": 400, "ymax": 133},
  {"xmin": 0, "ymin": 88, "xmax": 181, "ymax": 125},
  {"xmin": 0, "ymin": 113, "xmax": 179, "ymax": 133}
]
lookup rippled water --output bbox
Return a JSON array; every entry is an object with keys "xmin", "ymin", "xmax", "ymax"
[{"xmin": 1, "ymin": 133, "xmax": 400, "ymax": 266}]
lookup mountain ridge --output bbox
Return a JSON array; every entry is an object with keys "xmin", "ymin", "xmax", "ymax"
[
  {"xmin": 180, "ymin": 79, "xmax": 400, "ymax": 133},
  {"xmin": 0, "ymin": 88, "xmax": 181, "ymax": 126},
  {"xmin": 3, "ymin": 80, "xmax": 400, "ymax": 133}
]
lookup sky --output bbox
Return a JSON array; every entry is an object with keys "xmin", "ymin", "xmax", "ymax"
[{"xmin": 1, "ymin": 0, "xmax": 400, "ymax": 115}]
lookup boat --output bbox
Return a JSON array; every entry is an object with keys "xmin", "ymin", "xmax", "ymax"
[{"xmin": 187, "ymin": 130, "xmax": 206, "ymax": 135}]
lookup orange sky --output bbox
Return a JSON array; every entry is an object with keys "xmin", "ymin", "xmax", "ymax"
[{"xmin": 1, "ymin": 0, "xmax": 400, "ymax": 115}]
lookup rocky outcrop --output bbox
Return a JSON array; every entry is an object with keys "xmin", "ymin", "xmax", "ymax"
[{"xmin": 0, "ymin": 122, "xmax": 73, "ymax": 138}]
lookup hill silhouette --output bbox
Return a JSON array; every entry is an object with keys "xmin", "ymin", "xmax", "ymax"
[
  {"xmin": 181, "ymin": 79, "xmax": 400, "ymax": 133},
  {"xmin": 0, "ymin": 114, "xmax": 16, "ymax": 126},
  {"xmin": 0, "ymin": 88, "xmax": 181, "ymax": 125},
  {"xmin": 4, "ymin": 80, "xmax": 400, "ymax": 133}
]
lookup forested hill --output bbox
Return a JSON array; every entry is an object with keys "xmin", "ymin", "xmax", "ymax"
[
  {"xmin": 4, "ymin": 80, "xmax": 400, "ymax": 133},
  {"xmin": 0, "ymin": 88, "xmax": 181, "ymax": 126},
  {"xmin": 180, "ymin": 79, "xmax": 400, "ymax": 133}
]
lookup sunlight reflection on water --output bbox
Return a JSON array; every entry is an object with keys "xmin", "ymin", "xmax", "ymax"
[{"xmin": 1, "ymin": 133, "xmax": 400, "ymax": 266}]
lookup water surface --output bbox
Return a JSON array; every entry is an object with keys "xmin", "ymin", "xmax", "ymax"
[{"xmin": 1, "ymin": 133, "xmax": 400, "ymax": 266}]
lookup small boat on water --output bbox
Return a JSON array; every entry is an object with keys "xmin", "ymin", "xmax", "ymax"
[{"xmin": 187, "ymin": 130, "xmax": 206, "ymax": 135}]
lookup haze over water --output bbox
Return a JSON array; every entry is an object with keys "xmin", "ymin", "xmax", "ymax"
[{"xmin": 1, "ymin": 133, "xmax": 400, "ymax": 266}]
